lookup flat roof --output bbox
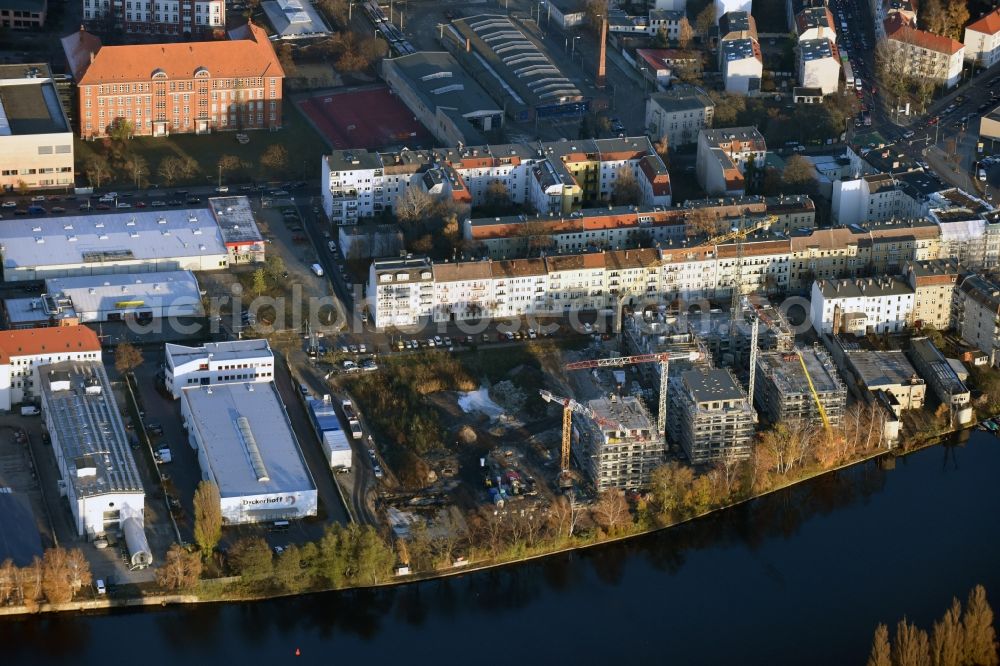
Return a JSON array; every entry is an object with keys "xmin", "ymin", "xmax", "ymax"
[
  {"xmin": 800, "ymin": 38, "xmax": 836, "ymax": 60},
  {"xmin": 372, "ymin": 255, "xmax": 434, "ymax": 280},
  {"xmin": 385, "ymin": 52, "xmax": 501, "ymax": 117},
  {"xmin": 683, "ymin": 368, "xmax": 746, "ymax": 402},
  {"xmin": 261, "ymin": 0, "xmax": 331, "ymax": 39},
  {"xmin": 40, "ymin": 361, "xmax": 144, "ymax": 498},
  {"xmin": 758, "ymin": 346, "xmax": 843, "ymax": 397},
  {"xmin": 181, "ymin": 382, "xmax": 315, "ymax": 499},
  {"xmin": 45, "ymin": 270, "xmax": 202, "ymax": 316},
  {"xmin": 4, "ymin": 295, "xmax": 78, "ymax": 324},
  {"xmin": 208, "ymin": 196, "xmax": 263, "ymax": 246},
  {"xmin": 0, "ymin": 79, "xmax": 69, "ymax": 136},
  {"xmin": 819, "ymin": 276, "xmax": 913, "ymax": 299},
  {"xmin": 722, "ymin": 38, "xmax": 760, "ymax": 62},
  {"xmin": 847, "ymin": 350, "xmax": 921, "ymax": 388},
  {"xmin": 325, "ymin": 149, "xmax": 383, "ymax": 172},
  {"xmin": 0, "ymin": 208, "xmax": 227, "ymax": 271},
  {"xmin": 648, "ymin": 85, "xmax": 713, "ymax": 113},
  {"xmin": 587, "ymin": 395, "xmax": 655, "ymax": 432},
  {"xmin": 166, "ymin": 339, "xmax": 272, "ymax": 366}
]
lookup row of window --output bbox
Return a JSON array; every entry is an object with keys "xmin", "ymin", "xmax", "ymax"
[{"xmin": 1, "ymin": 167, "xmax": 73, "ymax": 176}]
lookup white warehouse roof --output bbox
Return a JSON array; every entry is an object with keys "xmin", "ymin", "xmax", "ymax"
[
  {"xmin": 44, "ymin": 270, "xmax": 203, "ymax": 317},
  {"xmin": 181, "ymin": 381, "xmax": 315, "ymax": 500},
  {"xmin": 0, "ymin": 208, "xmax": 228, "ymax": 271}
]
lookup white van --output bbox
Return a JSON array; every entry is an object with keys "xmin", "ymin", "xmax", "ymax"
[
  {"xmin": 311, "ymin": 263, "xmax": 324, "ymax": 277},
  {"xmin": 20, "ymin": 405, "xmax": 40, "ymax": 416},
  {"xmin": 979, "ymin": 169, "xmax": 988, "ymax": 181}
]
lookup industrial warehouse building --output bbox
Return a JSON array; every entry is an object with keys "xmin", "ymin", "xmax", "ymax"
[
  {"xmin": 39, "ymin": 361, "xmax": 152, "ymax": 567},
  {"xmin": 164, "ymin": 339, "xmax": 274, "ymax": 399},
  {"xmin": 2, "ymin": 271, "xmax": 203, "ymax": 327},
  {"xmin": 180, "ymin": 381, "xmax": 317, "ymax": 524},
  {"xmin": 0, "ymin": 207, "xmax": 229, "ymax": 282},
  {"xmin": 382, "ymin": 51, "xmax": 503, "ymax": 147},
  {"xmin": 908, "ymin": 337, "xmax": 972, "ymax": 425}
]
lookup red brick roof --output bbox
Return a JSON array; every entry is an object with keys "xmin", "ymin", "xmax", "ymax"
[
  {"xmin": 884, "ymin": 14, "xmax": 963, "ymax": 55},
  {"xmin": 77, "ymin": 22, "xmax": 284, "ymax": 85},
  {"xmin": 0, "ymin": 325, "xmax": 100, "ymax": 363},
  {"xmin": 968, "ymin": 8, "xmax": 1000, "ymax": 36}
]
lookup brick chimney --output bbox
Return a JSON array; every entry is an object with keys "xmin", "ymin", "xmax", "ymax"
[{"xmin": 596, "ymin": 17, "xmax": 607, "ymax": 89}]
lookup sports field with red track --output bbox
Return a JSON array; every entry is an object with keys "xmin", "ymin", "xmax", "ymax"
[{"xmin": 297, "ymin": 86, "xmax": 431, "ymax": 150}]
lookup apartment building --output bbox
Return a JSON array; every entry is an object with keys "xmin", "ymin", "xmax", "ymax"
[
  {"xmin": 904, "ymin": 259, "xmax": 958, "ymax": 330},
  {"xmin": 927, "ymin": 188, "xmax": 996, "ymax": 269},
  {"xmin": 831, "ymin": 173, "xmax": 924, "ymax": 226},
  {"xmin": 645, "ymin": 85, "xmax": 715, "ymax": 147},
  {"xmin": 795, "ymin": 6, "xmax": 836, "ymax": 42},
  {"xmin": 575, "ymin": 396, "xmax": 663, "ymax": 491},
  {"xmin": 953, "ymin": 273, "xmax": 1000, "ymax": 367},
  {"xmin": 71, "ymin": 22, "xmax": 283, "ymax": 139},
  {"xmin": 83, "ymin": 0, "xmax": 225, "ymax": 35},
  {"xmin": 841, "ymin": 348, "xmax": 926, "ymax": 411},
  {"xmin": 798, "ymin": 38, "xmax": 841, "ymax": 95},
  {"xmin": 431, "ymin": 261, "xmax": 495, "ymax": 323},
  {"xmin": 0, "ymin": 326, "xmax": 102, "ymax": 411},
  {"xmin": 882, "ymin": 13, "xmax": 964, "ymax": 88},
  {"xmin": 164, "ymin": 339, "xmax": 275, "ymax": 399},
  {"xmin": 368, "ymin": 256, "xmax": 435, "ymax": 329},
  {"xmin": 964, "ymin": 8, "xmax": 1000, "ymax": 69},
  {"xmin": 669, "ymin": 368, "xmax": 755, "ymax": 465},
  {"xmin": 696, "ymin": 126, "xmax": 767, "ymax": 196},
  {"xmin": 321, "ymin": 137, "xmax": 668, "ymax": 224},
  {"xmin": 810, "ymin": 276, "xmax": 915, "ymax": 335},
  {"xmin": 0, "ymin": 65, "xmax": 74, "ymax": 191},
  {"xmin": 719, "ymin": 11, "xmax": 762, "ymax": 95},
  {"xmin": 0, "ymin": 0, "xmax": 45, "ymax": 27},
  {"xmin": 755, "ymin": 346, "xmax": 847, "ymax": 427}
]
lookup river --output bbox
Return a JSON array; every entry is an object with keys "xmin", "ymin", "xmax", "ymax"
[{"xmin": 4, "ymin": 431, "xmax": 1000, "ymax": 665}]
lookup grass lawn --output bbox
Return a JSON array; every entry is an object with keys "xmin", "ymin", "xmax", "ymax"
[{"xmin": 74, "ymin": 98, "xmax": 330, "ymax": 189}]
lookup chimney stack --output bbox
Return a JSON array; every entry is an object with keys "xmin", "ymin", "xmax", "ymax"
[{"xmin": 596, "ymin": 17, "xmax": 608, "ymax": 89}]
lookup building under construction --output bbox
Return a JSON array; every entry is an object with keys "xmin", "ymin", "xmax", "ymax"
[
  {"xmin": 754, "ymin": 346, "xmax": 847, "ymax": 427},
  {"xmin": 669, "ymin": 368, "xmax": 756, "ymax": 465},
  {"xmin": 574, "ymin": 395, "xmax": 663, "ymax": 491}
]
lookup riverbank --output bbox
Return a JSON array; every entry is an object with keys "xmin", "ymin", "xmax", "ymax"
[{"xmin": 0, "ymin": 420, "xmax": 977, "ymax": 618}]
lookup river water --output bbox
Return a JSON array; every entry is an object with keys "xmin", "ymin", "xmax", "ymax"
[{"xmin": 5, "ymin": 431, "xmax": 1000, "ymax": 665}]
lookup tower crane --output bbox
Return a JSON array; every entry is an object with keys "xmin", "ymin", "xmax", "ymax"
[
  {"xmin": 564, "ymin": 351, "xmax": 704, "ymax": 438},
  {"xmin": 744, "ymin": 299, "xmax": 831, "ymax": 433},
  {"xmin": 539, "ymin": 389, "xmax": 623, "ymax": 488},
  {"xmin": 698, "ymin": 212, "xmax": 780, "ymax": 330}
]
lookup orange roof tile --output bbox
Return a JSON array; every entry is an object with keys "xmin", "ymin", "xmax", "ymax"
[
  {"xmin": 0, "ymin": 325, "xmax": 101, "ymax": 364},
  {"xmin": 968, "ymin": 8, "xmax": 1000, "ymax": 36},
  {"xmin": 78, "ymin": 22, "xmax": 284, "ymax": 85},
  {"xmin": 884, "ymin": 14, "xmax": 963, "ymax": 55}
]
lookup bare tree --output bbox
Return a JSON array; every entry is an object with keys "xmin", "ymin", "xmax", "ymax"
[
  {"xmin": 85, "ymin": 155, "xmax": 112, "ymax": 189},
  {"xmin": 19, "ymin": 557, "xmax": 44, "ymax": 611},
  {"xmin": 610, "ymin": 166, "xmax": 641, "ymax": 206},
  {"xmin": 677, "ymin": 17, "xmax": 693, "ymax": 49},
  {"xmin": 591, "ymin": 489, "xmax": 631, "ymax": 536},
  {"xmin": 395, "ymin": 187, "xmax": 435, "ymax": 225},
  {"xmin": 156, "ymin": 544, "xmax": 204, "ymax": 591},
  {"xmin": 0, "ymin": 559, "xmax": 17, "ymax": 606}
]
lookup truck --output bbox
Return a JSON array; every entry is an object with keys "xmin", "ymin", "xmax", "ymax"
[
  {"xmin": 307, "ymin": 395, "xmax": 352, "ymax": 471},
  {"xmin": 341, "ymin": 399, "xmax": 357, "ymax": 421},
  {"xmin": 843, "ymin": 61, "xmax": 855, "ymax": 89},
  {"xmin": 20, "ymin": 405, "xmax": 39, "ymax": 416}
]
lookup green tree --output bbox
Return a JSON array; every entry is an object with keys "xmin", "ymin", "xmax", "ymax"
[
  {"xmin": 261, "ymin": 144, "xmax": 289, "ymax": 172},
  {"xmin": 869, "ymin": 623, "xmax": 892, "ymax": 666},
  {"xmin": 192, "ymin": 480, "xmax": 223, "ymax": 555},
  {"xmin": 109, "ymin": 119, "xmax": 136, "ymax": 143},
  {"xmin": 962, "ymin": 585, "xmax": 998, "ymax": 666},
  {"xmin": 252, "ymin": 267, "xmax": 268, "ymax": 296},
  {"xmin": 114, "ymin": 342, "xmax": 143, "ymax": 376},
  {"xmin": 318, "ymin": 523, "xmax": 350, "ymax": 586},
  {"xmin": 229, "ymin": 536, "xmax": 273, "ymax": 584},
  {"xmin": 265, "ymin": 254, "xmax": 286, "ymax": 281},
  {"xmin": 351, "ymin": 525, "xmax": 395, "ymax": 584},
  {"xmin": 273, "ymin": 545, "xmax": 307, "ymax": 593}
]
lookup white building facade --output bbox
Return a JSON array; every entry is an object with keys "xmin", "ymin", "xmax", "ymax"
[
  {"xmin": 164, "ymin": 339, "xmax": 275, "ymax": 399},
  {"xmin": 0, "ymin": 325, "xmax": 102, "ymax": 411},
  {"xmin": 810, "ymin": 277, "xmax": 916, "ymax": 335}
]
